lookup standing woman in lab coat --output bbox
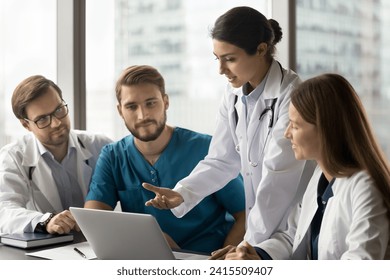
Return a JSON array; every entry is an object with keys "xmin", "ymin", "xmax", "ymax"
[
  {"xmin": 143, "ymin": 6, "xmax": 315, "ymax": 257},
  {"xmin": 225, "ymin": 74, "xmax": 390, "ymax": 260}
]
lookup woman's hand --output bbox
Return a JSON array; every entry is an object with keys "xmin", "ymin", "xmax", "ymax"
[
  {"xmin": 143, "ymin": 183, "xmax": 184, "ymax": 209},
  {"xmin": 225, "ymin": 241, "xmax": 261, "ymax": 260},
  {"xmin": 209, "ymin": 245, "xmax": 237, "ymax": 260}
]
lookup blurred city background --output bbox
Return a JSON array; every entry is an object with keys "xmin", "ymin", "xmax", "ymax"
[{"xmin": 1, "ymin": 0, "xmax": 390, "ymax": 157}]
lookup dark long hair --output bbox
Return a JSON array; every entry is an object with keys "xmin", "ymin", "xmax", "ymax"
[
  {"xmin": 210, "ymin": 6, "xmax": 282, "ymax": 61},
  {"xmin": 291, "ymin": 73, "xmax": 390, "ymax": 216}
]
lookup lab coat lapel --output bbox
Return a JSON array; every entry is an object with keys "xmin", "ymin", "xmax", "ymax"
[
  {"xmin": 21, "ymin": 133, "xmax": 41, "ymax": 167},
  {"xmin": 32, "ymin": 160, "xmax": 63, "ymax": 212},
  {"xmin": 236, "ymin": 95, "xmax": 248, "ymax": 154},
  {"xmin": 22, "ymin": 134, "xmax": 63, "ymax": 212},
  {"xmin": 76, "ymin": 156, "xmax": 92, "ymax": 197},
  {"xmin": 236, "ymin": 99, "xmax": 246, "ymax": 136},
  {"xmin": 292, "ymin": 174, "xmax": 319, "ymax": 254},
  {"xmin": 262, "ymin": 60, "xmax": 283, "ymax": 100},
  {"xmin": 246, "ymin": 95, "xmax": 265, "ymax": 143},
  {"xmin": 71, "ymin": 133, "xmax": 93, "ymax": 197},
  {"xmin": 228, "ymin": 86, "xmax": 246, "ymax": 148}
]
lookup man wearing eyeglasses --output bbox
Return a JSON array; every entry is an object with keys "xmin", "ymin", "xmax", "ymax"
[{"xmin": 0, "ymin": 75, "xmax": 112, "ymax": 235}]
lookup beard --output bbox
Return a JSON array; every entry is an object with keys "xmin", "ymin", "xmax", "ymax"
[
  {"xmin": 127, "ymin": 112, "xmax": 167, "ymax": 142},
  {"xmin": 41, "ymin": 123, "xmax": 70, "ymax": 146}
]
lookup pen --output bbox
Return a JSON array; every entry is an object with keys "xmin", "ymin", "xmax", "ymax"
[{"xmin": 74, "ymin": 247, "xmax": 87, "ymax": 258}]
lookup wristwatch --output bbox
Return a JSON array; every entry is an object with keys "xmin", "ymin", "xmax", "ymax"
[{"xmin": 35, "ymin": 213, "xmax": 55, "ymax": 233}]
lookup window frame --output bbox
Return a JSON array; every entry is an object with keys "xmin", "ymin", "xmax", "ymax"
[
  {"xmin": 61, "ymin": 0, "xmax": 292, "ymax": 130},
  {"xmin": 57, "ymin": 0, "xmax": 86, "ymax": 130}
]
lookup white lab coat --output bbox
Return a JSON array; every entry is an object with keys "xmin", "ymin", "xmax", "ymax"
[
  {"xmin": 0, "ymin": 130, "xmax": 112, "ymax": 234},
  {"xmin": 258, "ymin": 167, "xmax": 390, "ymax": 259},
  {"xmin": 173, "ymin": 60, "xmax": 315, "ymax": 246}
]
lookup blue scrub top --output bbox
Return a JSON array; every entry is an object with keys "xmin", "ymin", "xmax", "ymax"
[{"xmin": 86, "ymin": 127, "xmax": 245, "ymax": 253}]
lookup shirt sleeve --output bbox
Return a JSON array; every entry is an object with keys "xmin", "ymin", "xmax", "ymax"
[{"xmin": 255, "ymin": 247, "xmax": 273, "ymax": 260}]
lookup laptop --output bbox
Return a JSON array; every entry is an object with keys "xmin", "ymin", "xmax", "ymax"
[{"xmin": 69, "ymin": 207, "xmax": 209, "ymax": 260}]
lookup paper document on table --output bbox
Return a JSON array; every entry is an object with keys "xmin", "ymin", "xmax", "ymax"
[
  {"xmin": 173, "ymin": 251, "xmax": 209, "ymax": 260},
  {"xmin": 26, "ymin": 241, "xmax": 97, "ymax": 260}
]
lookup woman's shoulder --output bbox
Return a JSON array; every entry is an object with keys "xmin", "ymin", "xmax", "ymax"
[
  {"xmin": 272, "ymin": 60, "xmax": 302, "ymax": 90},
  {"xmin": 333, "ymin": 170, "xmax": 376, "ymax": 197},
  {"xmin": 341, "ymin": 170, "xmax": 372, "ymax": 185}
]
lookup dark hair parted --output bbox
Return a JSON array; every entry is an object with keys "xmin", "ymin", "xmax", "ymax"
[
  {"xmin": 115, "ymin": 65, "xmax": 165, "ymax": 103},
  {"xmin": 291, "ymin": 73, "xmax": 390, "ymax": 216},
  {"xmin": 11, "ymin": 75, "xmax": 62, "ymax": 119},
  {"xmin": 211, "ymin": 6, "xmax": 282, "ymax": 60}
]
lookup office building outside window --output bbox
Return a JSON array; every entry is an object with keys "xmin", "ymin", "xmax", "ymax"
[
  {"xmin": 2, "ymin": 0, "xmax": 389, "ymax": 161},
  {"xmin": 296, "ymin": 0, "xmax": 390, "ymax": 157},
  {"xmin": 85, "ymin": 0, "xmax": 268, "ymax": 140},
  {"xmin": 0, "ymin": 0, "xmax": 56, "ymax": 148}
]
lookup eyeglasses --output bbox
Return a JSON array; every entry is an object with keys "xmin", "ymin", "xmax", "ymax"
[{"xmin": 24, "ymin": 102, "xmax": 69, "ymax": 129}]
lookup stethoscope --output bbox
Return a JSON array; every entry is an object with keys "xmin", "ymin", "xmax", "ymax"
[
  {"xmin": 234, "ymin": 97, "xmax": 277, "ymax": 167},
  {"xmin": 246, "ymin": 98, "xmax": 277, "ymax": 167},
  {"xmin": 234, "ymin": 62, "xmax": 284, "ymax": 167}
]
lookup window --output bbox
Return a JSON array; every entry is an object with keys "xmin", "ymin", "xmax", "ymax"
[
  {"xmin": 85, "ymin": 0, "xmax": 268, "ymax": 140},
  {"xmin": 0, "ymin": 0, "xmax": 57, "ymax": 147},
  {"xmin": 3, "ymin": 0, "xmax": 389, "ymax": 160},
  {"xmin": 296, "ymin": 0, "xmax": 390, "ymax": 158}
]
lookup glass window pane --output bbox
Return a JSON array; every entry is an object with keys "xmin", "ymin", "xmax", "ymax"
[
  {"xmin": 0, "ymin": 0, "xmax": 57, "ymax": 147},
  {"xmin": 296, "ymin": 0, "xmax": 390, "ymax": 158},
  {"xmin": 86, "ymin": 0, "xmax": 268, "ymax": 140}
]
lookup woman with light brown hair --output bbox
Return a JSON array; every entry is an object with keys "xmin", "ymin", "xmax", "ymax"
[{"xmin": 225, "ymin": 73, "xmax": 390, "ymax": 259}]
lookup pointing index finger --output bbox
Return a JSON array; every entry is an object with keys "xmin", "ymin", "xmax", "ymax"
[{"xmin": 142, "ymin": 182, "xmax": 159, "ymax": 194}]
